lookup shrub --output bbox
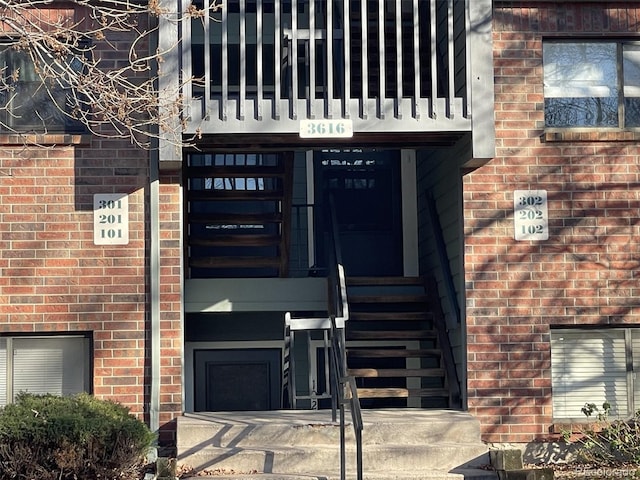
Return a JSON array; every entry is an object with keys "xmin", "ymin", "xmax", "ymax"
[
  {"xmin": 0, "ymin": 392, "xmax": 156, "ymax": 480},
  {"xmin": 569, "ymin": 402, "xmax": 640, "ymax": 466}
]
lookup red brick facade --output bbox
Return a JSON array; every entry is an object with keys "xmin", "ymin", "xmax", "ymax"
[
  {"xmin": 0, "ymin": 141, "xmax": 183, "ymax": 444},
  {"xmin": 0, "ymin": 138, "xmax": 149, "ymax": 415},
  {"xmin": 465, "ymin": 2, "xmax": 640, "ymax": 443},
  {"xmin": 0, "ymin": 3, "xmax": 184, "ymax": 446},
  {"xmin": 5, "ymin": 0, "xmax": 640, "ymax": 451}
]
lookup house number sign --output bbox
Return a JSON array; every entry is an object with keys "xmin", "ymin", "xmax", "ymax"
[
  {"xmin": 299, "ymin": 119, "xmax": 353, "ymax": 138},
  {"xmin": 514, "ymin": 190, "xmax": 549, "ymax": 241},
  {"xmin": 93, "ymin": 193, "xmax": 129, "ymax": 245}
]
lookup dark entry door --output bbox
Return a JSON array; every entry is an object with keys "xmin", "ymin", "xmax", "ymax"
[
  {"xmin": 315, "ymin": 150, "xmax": 403, "ymax": 277},
  {"xmin": 194, "ymin": 349, "xmax": 281, "ymax": 411}
]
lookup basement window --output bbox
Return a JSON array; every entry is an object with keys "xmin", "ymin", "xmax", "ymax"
[
  {"xmin": 543, "ymin": 40, "xmax": 640, "ymax": 129},
  {"xmin": 550, "ymin": 328, "xmax": 640, "ymax": 420},
  {"xmin": 0, "ymin": 335, "xmax": 91, "ymax": 405}
]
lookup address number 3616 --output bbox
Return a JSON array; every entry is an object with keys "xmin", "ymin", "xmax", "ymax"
[{"xmin": 299, "ymin": 119, "xmax": 353, "ymax": 138}]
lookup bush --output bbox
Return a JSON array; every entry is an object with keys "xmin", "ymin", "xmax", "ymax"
[
  {"xmin": 0, "ymin": 392, "xmax": 156, "ymax": 480},
  {"xmin": 569, "ymin": 402, "xmax": 640, "ymax": 465}
]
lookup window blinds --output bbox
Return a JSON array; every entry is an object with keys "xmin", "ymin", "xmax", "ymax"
[{"xmin": 551, "ymin": 329, "xmax": 628, "ymax": 419}]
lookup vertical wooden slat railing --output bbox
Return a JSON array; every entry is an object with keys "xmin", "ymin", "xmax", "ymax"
[
  {"xmin": 239, "ymin": 0, "xmax": 246, "ymax": 120},
  {"xmin": 221, "ymin": 0, "xmax": 228, "ymax": 121},
  {"xmin": 395, "ymin": 0, "xmax": 402, "ymax": 119},
  {"xmin": 181, "ymin": 0, "xmax": 193, "ymax": 111},
  {"xmin": 360, "ymin": 0, "xmax": 368, "ymax": 119},
  {"xmin": 412, "ymin": 0, "xmax": 420, "ymax": 119},
  {"xmin": 203, "ymin": 0, "xmax": 211, "ymax": 119},
  {"xmin": 256, "ymin": 0, "xmax": 263, "ymax": 120},
  {"xmin": 274, "ymin": 0, "xmax": 281, "ymax": 120},
  {"xmin": 326, "ymin": 0, "xmax": 334, "ymax": 118},
  {"xmin": 184, "ymin": 0, "xmax": 476, "ymax": 133},
  {"xmin": 447, "ymin": 0, "xmax": 455, "ymax": 118},
  {"xmin": 290, "ymin": 0, "xmax": 298, "ymax": 120},
  {"xmin": 377, "ymin": 0, "xmax": 385, "ymax": 119},
  {"xmin": 430, "ymin": 0, "xmax": 438, "ymax": 119},
  {"xmin": 309, "ymin": 0, "xmax": 316, "ymax": 118},
  {"xmin": 342, "ymin": 0, "xmax": 351, "ymax": 119}
]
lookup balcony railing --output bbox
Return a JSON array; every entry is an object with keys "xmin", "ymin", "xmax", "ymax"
[{"xmin": 181, "ymin": 0, "xmax": 485, "ymax": 136}]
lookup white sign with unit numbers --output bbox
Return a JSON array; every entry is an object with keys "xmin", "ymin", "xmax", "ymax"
[
  {"xmin": 514, "ymin": 190, "xmax": 549, "ymax": 241},
  {"xmin": 94, "ymin": 193, "xmax": 129, "ymax": 245}
]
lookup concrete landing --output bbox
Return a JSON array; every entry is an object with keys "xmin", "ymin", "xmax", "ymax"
[{"xmin": 177, "ymin": 409, "xmax": 495, "ymax": 480}]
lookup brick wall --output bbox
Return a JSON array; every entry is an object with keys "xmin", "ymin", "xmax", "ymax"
[
  {"xmin": 465, "ymin": 2, "xmax": 640, "ymax": 443},
  {"xmin": 0, "ymin": 138, "xmax": 149, "ymax": 417},
  {"xmin": 0, "ymin": 3, "xmax": 184, "ymax": 446}
]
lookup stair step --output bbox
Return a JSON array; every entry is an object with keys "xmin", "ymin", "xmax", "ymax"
[
  {"xmin": 189, "ymin": 234, "xmax": 281, "ymax": 247},
  {"xmin": 176, "ymin": 410, "xmax": 483, "ymax": 448},
  {"xmin": 189, "ymin": 212, "xmax": 283, "ymax": 224},
  {"xmin": 347, "ymin": 277, "xmax": 424, "ymax": 286},
  {"xmin": 356, "ymin": 387, "xmax": 450, "ymax": 398},
  {"xmin": 187, "ymin": 165, "xmax": 286, "ymax": 177},
  {"xmin": 350, "ymin": 311, "xmax": 432, "ymax": 321},
  {"xmin": 177, "ymin": 443, "xmax": 488, "ymax": 475},
  {"xmin": 348, "ymin": 368, "xmax": 444, "ymax": 378},
  {"xmin": 346, "ymin": 330, "xmax": 436, "ymax": 340},
  {"xmin": 189, "ymin": 189, "xmax": 284, "ymax": 201},
  {"xmin": 190, "ymin": 256, "xmax": 281, "ymax": 269},
  {"xmin": 181, "ymin": 472, "xmax": 496, "ymax": 480},
  {"xmin": 347, "ymin": 348, "xmax": 442, "ymax": 358},
  {"xmin": 349, "ymin": 294, "xmax": 429, "ymax": 304}
]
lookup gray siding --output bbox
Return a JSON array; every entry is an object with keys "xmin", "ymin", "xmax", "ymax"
[{"xmin": 416, "ymin": 134, "xmax": 472, "ymax": 404}]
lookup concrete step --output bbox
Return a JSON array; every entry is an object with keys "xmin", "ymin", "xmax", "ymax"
[
  {"xmin": 177, "ymin": 409, "xmax": 482, "ymax": 449},
  {"xmin": 180, "ymin": 469, "xmax": 497, "ymax": 480},
  {"xmin": 178, "ymin": 443, "xmax": 489, "ymax": 474},
  {"xmin": 177, "ymin": 409, "xmax": 489, "ymax": 479}
]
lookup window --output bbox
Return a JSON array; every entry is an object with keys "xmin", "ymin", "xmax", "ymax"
[
  {"xmin": 551, "ymin": 328, "xmax": 640, "ymax": 420},
  {"xmin": 0, "ymin": 335, "xmax": 91, "ymax": 405},
  {"xmin": 543, "ymin": 40, "xmax": 640, "ymax": 129},
  {"xmin": 0, "ymin": 46, "xmax": 86, "ymax": 133}
]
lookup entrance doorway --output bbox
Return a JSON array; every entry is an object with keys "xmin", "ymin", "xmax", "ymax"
[
  {"xmin": 193, "ymin": 349, "xmax": 281, "ymax": 411},
  {"xmin": 314, "ymin": 149, "xmax": 403, "ymax": 276}
]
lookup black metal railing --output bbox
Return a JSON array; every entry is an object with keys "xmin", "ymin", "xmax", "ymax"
[
  {"xmin": 329, "ymin": 314, "xmax": 363, "ymax": 480},
  {"xmin": 282, "ymin": 193, "xmax": 363, "ymax": 480}
]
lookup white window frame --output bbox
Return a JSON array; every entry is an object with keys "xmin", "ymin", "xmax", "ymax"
[
  {"xmin": 543, "ymin": 39, "xmax": 640, "ymax": 130},
  {"xmin": 551, "ymin": 328, "xmax": 640, "ymax": 421},
  {"xmin": 0, "ymin": 335, "xmax": 91, "ymax": 405}
]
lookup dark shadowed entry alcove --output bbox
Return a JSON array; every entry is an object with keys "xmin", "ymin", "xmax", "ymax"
[{"xmin": 193, "ymin": 349, "xmax": 281, "ymax": 411}]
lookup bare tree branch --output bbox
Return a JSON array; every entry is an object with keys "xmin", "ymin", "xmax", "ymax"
[{"xmin": 0, "ymin": 0, "xmax": 220, "ymax": 148}]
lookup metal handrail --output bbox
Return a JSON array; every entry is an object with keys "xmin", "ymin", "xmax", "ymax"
[
  {"xmin": 328, "ymin": 194, "xmax": 349, "ymax": 326},
  {"xmin": 283, "ymin": 193, "xmax": 363, "ymax": 480},
  {"xmin": 326, "ymin": 192, "xmax": 362, "ymax": 480},
  {"xmin": 329, "ymin": 315, "xmax": 363, "ymax": 480}
]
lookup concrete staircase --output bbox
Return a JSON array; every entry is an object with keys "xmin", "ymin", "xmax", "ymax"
[{"xmin": 176, "ymin": 409, "xmax": 496, "ymax": 480}]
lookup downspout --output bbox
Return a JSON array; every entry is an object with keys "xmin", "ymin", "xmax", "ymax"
[
  {"xmin": 149, "ymin": 0, "xmax": 183, "ymax": 433},
  {"xmin": 149, "ymin": 149, "xmax": 161, "ymax": 433}
]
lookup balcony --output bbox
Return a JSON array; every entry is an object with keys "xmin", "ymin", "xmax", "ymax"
[{"xmin": 178, "ymin": 0, "xmax": 494, "ymax": 144}]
